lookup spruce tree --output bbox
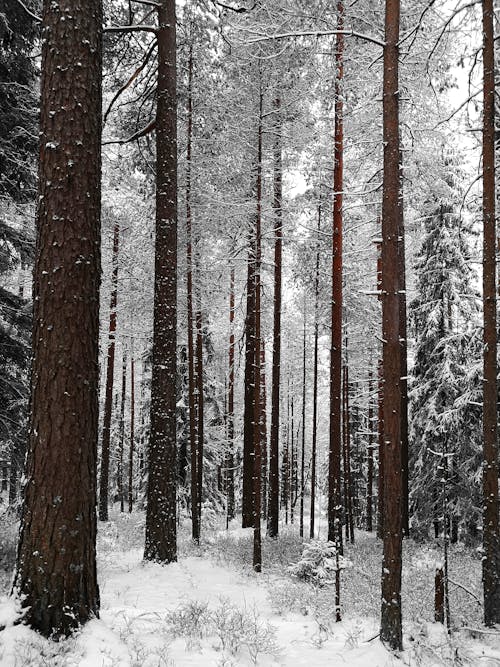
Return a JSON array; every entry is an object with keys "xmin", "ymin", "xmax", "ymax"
[{"xmin": 410, "ymin": 176, "xmax": 482, "ymax": 540}]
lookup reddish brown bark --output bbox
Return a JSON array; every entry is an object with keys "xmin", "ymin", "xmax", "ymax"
[
  {"xmin": 13, "ymin": 0, "xmax": 102, "ymax": 635},
  {"xmin": 380, "ymin": 0, "xmax": 403, "ymax": 649},
  {"xmin": 99, "ymin": 220, "xmax": 120, "ymax": 522},
  {"xmin": 267, "ymin": 94, "xmax": 282, "ymax": 538},
  {"xmin": 482, "ymin": 0, "xmax": 500, "ymax": 626},
  {"xmin": 144, "ymin": 0, "xmax": 177, "ymax": 563},
  {"xmin": 328, "ymin": 5, "xmax": 344, "ymax": 612}
]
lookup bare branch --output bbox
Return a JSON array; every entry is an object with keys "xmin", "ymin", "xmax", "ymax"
[
  {"xmin": 104, "ymin": 24, "xmax": 158, "ymax": 35},
  {"xmin": 131, "ymin": 0, "xmax": 161, "ymax": 6},
  {"xmin": 11, "ymin": 0, "xmax": 41, "ymax": 23},
  {"xmin": 103, "ymin": 119, "xmax": 156, "ymax": 145},
  {"xmin": 242, "ymin": 28, "xmax": 384, "ymax": 48},
  {"xmin": 103, "ymin": 41, "xmax": 157, "ymax": 126},
  {"xmin": 213, "ymin": 1, "xmax": 257, "ymax": 12}
]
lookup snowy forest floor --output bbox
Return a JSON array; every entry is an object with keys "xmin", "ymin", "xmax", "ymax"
[{"xmin": 1, "ymin": 509, "xmax": 500, "ymax": 666}]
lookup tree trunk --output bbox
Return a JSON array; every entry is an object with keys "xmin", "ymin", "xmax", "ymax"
[
  {"xmin": 310, "ymin": 206, "xmax": 321, "ymax": 540},
  {"xmin": 268, "ymin": 92, "xmax": 282, "ymax": 538},
  {"xmin": 128, "ymin": 355, "xmax": 135, "ymax": 513},
  {"xmin": 252, "ymin": 85, "xmax": 264, "ymax": 573},
  {"xmin": 13, "ymin": 0, "xmax": 102, "ymax": 636},
  {"xmin": 195, "ymin": 301, "xmax": 204, "ymax": 530},
  {"xmin": 300, "ymin": 297, "xmax": 306, "ymax": 538},
  {"xmin": 482, "ymin": 0, "xmax": 500, "ymax": 626},
  {"xmin": 99, "ymin": 220, "xmax": 120, "ymax": 521},
  {"xmin": 343, "ymin": 363, "xmax": 354, "ymax": 543},
  {"xmin": 260, "ymin": 341, "xmax": 268, "ymax": 520},
  {"xmin": 227, "ymin": 263, "xmax": 236, "ymax": 521},
  {"xmin": 144, "ymin": 0, "xmax": 177, "ymax": 563},
  {"xmin": 398, "ymin": 153, "xmax": 409, "ymax": 539},
  {"xmin": 328, "ymin": 6, "xmax": 344, "ymax": 616},
  {"xmin": 185, "ymin": 45, "xmax": 199, "ymax": 543},
  {"xmin": 118, "ymin": 352, "xmax": 127, "ymax": 513},
  {"xmin": 376, "ymin": 240, "xmax": 384, "ymax": 540},
  {"xmin": 380, "ymin": 0, "xmax": 403, "ymax": 650},
  {"xmin": 366, "ymin": 369, "xmax": 374, "ymax": 532}
]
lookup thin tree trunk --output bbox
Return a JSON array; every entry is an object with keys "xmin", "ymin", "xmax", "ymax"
[
  {"xmin": 13, "ymin": 0, "xmax": 102, "ymax": 635},
  {"xmin": 243, "ymin": 229, "xmax": 256, "ymax": 529},
  {"xmin": 398, "ymin": 152, "xmax": 409, "ymax": 538},
  {"xmin": 376, "ymin": 240, "xmax": 384, "ymax": 539},
  {"xmin": 185, "ymin": 45, "xmax": 199, "ymax": 543},
  {"xmin": 310, "ymin": 206, "xmax": 321, "ymax": 540},
  {"xmin": 328, "ymin": 4, "xmax": 344, "ymax": 627},
  {"xmin": 268, "ymin": 93, "xmax": 282, "ymax": 538},
  {"xmin": 343, "ymin": 362, "xmax": 354, "ymax": 543},
  {"xmin": 380, "ymin": 0, "xmax": 403, "ymax": 649},
  {"xmin": 144, "ymin": 0, "xmax": 177, "ymax": 563},
  {"xmin": 118, "ymin": 352, "xmax": 127, "ymax": 513},
  {"xmin": 227, "ymin": 262, "xmax": 236, "ymax": 521},
  {"xmin": 366, "ymin": 369, "xmax": 374, "ymax": 532},
  {"xmin": 290, "ymin": 386, "xmax": 295, "ymax": 524},
  {"xmin": 99, "ymin": 221, "xmax": 120, "ymax": 521},
  {"xmin": 260, "ymin": 341, "xmax": 268, "ymax": 520},
  {"xmin": 482, "ymin": 0, "xmax": 500, "ymax": 626},
  {"xmin": 128, "ymin": 355, "xmax": 135, "ymax": 513},
  {"xmin": 195, "ymin": 301, "xmax": 204, "ymax": 530},
  {"xmin": 252, "ymin": 85, "xmax": 264, "ymax": 573},
  {"xmin": 300, "ymin": 297, "xmax": 306, "ymax": 538}
]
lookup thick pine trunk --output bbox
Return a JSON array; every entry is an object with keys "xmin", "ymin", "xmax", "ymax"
[
  {"xmin": 14, "ymin": 0, "xmax": 102, "ymax": 635},
  {"xmin": 144, "ymin": 0, "xmax": 177, "ymax": 563},
  {"xmin": 267, "ymin": 94, "xmax": 282, "ymax": 538},
  {"xmin": 328, "ymin": 5, "xmax": 344, "ymax": 611},
  {"xmin": 380, "ymin": 0, "xmax": 403, "ymax": 650},
  {"xmin": 482, "ymin": 0, "xmax": 500, "ymax": 626},
  {"xmin": 99, "ymin": 220, "xmax": 120, "ymax": 521}
]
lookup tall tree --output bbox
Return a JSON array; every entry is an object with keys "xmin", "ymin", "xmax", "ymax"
[
  {"xmin": 144, "ymin": 0, "xmax": 177, "ymax": 563},
  {"xmin": 310, "ymin": 206, "xmax": 321, "ymax": 539},
  {"xmin": 328, "ymin": 0, "xmax": 344, "ymax": 561},
  {"xmin": 13, "ymin": 0, "xmax": 102, "ymax": 636},
  {"xmin": 267, "ymin": 93, "xmax": 283, "ymax": 538},
  {"xmin": 99, "ymin": 220, "xmax": 120, "ymax": 521},
  {"xmin": 380, "ymin": 0, "xmax": 403, "ymax": 650},
  {"xmin": 481, "ymin": 0, "xmax": 500, "ymax": 626},
  {"xmin": 226, "ymin": 262, "xmax": 236, "ymax": 521}
]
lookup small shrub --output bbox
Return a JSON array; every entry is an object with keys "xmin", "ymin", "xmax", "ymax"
[
  {"xmin": 165, "ymin": 599, "xmax": 210, "ymax": 648},
  {"xmin": 211, "ymin": 598, "xmax": 245, "ymax": 655},
  {"xmin": 268, "ymin": 581, "xmax": 312, "ymax": 616},
  {"xmin": 241, "ymin": 606, "xmax": 279, "ymax": 665},
  {"xmin": 289, "ymin": 540, "xmax": 351, "ymax": 587}
]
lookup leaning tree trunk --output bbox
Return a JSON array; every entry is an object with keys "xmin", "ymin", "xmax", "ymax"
[
  {"xmin": 380, "ymin": 0, "xmax": 403, "ymax": 650},
  {"xmin": 13, "ymin": 0, "xmax": 102, "ymax": 636},
  {"xmin": 482, "ymin": 0, "xmax": 500, "ymax": 627},
  {"xmin": 267, "ymin": 93, "xmax": 282, "ymax": 538},
  {"xmin": 99, "ymin": 220, "xmax": 120, "ymax": 521},
  {"xmin": 144, "ymin": 0, "xmax": 177, "ymax": 563}
]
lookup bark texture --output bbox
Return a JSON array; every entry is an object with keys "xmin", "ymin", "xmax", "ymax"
[
  {"xmin": 380, "ymin": 0, "xmax": 403, "ymax": 650},
  {"xmin": 482, "ymin": 0, "xmax": 500, "ymax": 626},
  {"xmin": 144, "ymin": 0, "xmax": 177, "ymax": 563},
  {"xmin": 14, "ymin": 0, "xmax": 102, "ymax": 636}
]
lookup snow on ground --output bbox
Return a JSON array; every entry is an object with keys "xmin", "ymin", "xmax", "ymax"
[{"xmin": 1, "ymin": 511, "xmax": 500, "ymax": 666}]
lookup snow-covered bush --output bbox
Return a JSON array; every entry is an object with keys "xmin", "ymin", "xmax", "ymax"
[
  {"xmin": 165, "ymin": 600, "xmax": 211, "ymax": 646},
  {"xmin": 289, "ymin": 541, "xmax": 351, "ymax": 587},
  {"xmin": 267, "ymin": 581, "xmax": 312, "ymax": 616}
]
